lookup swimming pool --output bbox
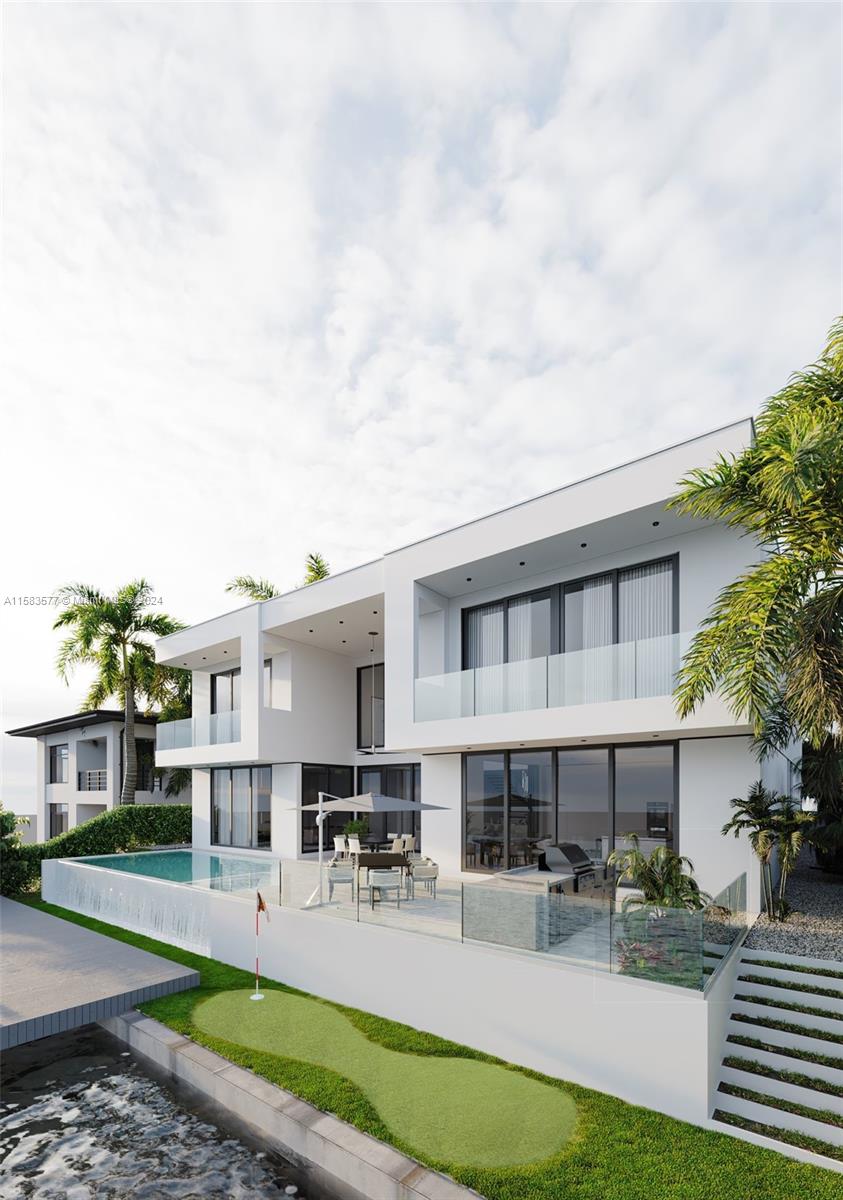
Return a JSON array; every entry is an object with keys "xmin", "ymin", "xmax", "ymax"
[{"xmin": 81, "ymin": 849, "xmax": 276, "ymax": 892}]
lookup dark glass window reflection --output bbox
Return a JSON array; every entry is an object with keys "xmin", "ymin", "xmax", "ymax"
[
  {"xmin": 464, "ymin": 753, "xmax": 505, "ymax": 871},
  {"xmin": 508, "ymin": 751, "xmax": 554, "ymax": 866}
]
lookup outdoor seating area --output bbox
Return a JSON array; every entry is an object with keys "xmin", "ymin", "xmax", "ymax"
[{"xmin": 326, "ymin": 843, "xmax": 440, "ymax": 908}]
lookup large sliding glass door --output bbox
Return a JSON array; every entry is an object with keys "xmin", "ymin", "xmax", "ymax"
[
  {"xmin": 212, "ymin": 765, "xmax": 272, "ymax": 849},
  {"xmin": 464, "ymin": 743, "xmax": 675, "ymax": 872},
  {"xmin": 356, "ymin": 764, "xmax": 421, "ymax": 847},
  {"xmin": 300, "ymin": 764, "xmax": 354, "ymax": 853},
  {"xmin": 557, "ymin": 748, "xmax": 611, "ymax": 862}
]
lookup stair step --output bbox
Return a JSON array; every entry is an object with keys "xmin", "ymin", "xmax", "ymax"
[
  {"xmin": 735, "ymin": 979, "xmax": 843, "ymax": 1013},
  {"xmin": 737, "ymin": 962, "xmax": 843, "ymax": 992},
  {"xmin": 728, "ymin": 1016, "xmax": 842, "ymax": 1057},
  {"xmin": 732, "ymin": 999, "xmax": 843, "ymax": 1037},
  {"xmin": 740, "ymin": 948, "xmax": 843, "ymax": 974},
  {"xmin": 725, "ymin": 1040, "xmax": 843, "ymax": 1087},
  {"xmin": 720, "ymin": 1064, "xmax": 843, "ymax": 1116},
  {"xmin": 715, "ymin": 1089, "xmax": 843, "ymax": 1147},
  {"xmin": 711, "ymin": 1109, "xmax": 843, "ymax": 1169}
]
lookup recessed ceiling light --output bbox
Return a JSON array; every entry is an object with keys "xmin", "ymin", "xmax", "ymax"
[
  {"xmin": 519, "ymin": 561, "xmax": 525, "ymax": 566},
  {"xmin": 466, "ymin": 576, "xmax": 472, "ymax": 582},
  {"xmin": 308, "ymin": 628, "xmax": 313, "ymax": 633},
  {"xmin": 183, "ymin": 662, "xmax": 187, "ymax": 666},
  {"xmin": 580, "ymin": 542, "xmax": 587, "ymax": 549},
  {"xmin": 223, "ymin": 650, "xmax": 228, "ymax": 654},
  {"xmin": 652, "ymin": 520, "xmax": 660, "ymax": 527},
  {"xmin": 342, "ymin": 639, "xmax": 346, "ymax": 644},
  {"xmin": 580, "ymin": 738, "xmax": 587, "ymax": 743},
  {"xmin": 202, "ymin": 657, "xmax": 206, "ymax": 661},
  {"xmin": 339, "ymin": 620, "xmax": 344, "ymax": 625},
  {"xmin": 373, "ymin": 609, "xmax": 378, "ymax": 614}
]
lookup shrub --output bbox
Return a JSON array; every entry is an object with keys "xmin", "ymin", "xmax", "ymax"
[{"xmin": 0, "ymin": 804, "xmax": 191, "ymax": 897}]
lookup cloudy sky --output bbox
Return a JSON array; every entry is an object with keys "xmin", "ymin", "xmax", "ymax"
[{"xmin": 1, "ymin": 3, "xmax": 840, "ymax": 811}]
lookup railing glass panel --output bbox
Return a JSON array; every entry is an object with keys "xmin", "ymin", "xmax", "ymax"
[
  {"xmin": 415, "ymin": 632, "xmax": 688, "ymax": 721},
  {"xmin": 156, "ymin": 710, "xmax": 241, "ymax": 750}
]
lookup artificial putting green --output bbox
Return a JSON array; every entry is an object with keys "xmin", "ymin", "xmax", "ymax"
[{"xmin": 195, "ymin": 989, "xmax": 577, "ymax": 1167}]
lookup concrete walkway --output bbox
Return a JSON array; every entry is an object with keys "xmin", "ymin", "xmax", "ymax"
[{"xmin": 0, "ymin": 898, "xmax": 199, "ymax": 1049}]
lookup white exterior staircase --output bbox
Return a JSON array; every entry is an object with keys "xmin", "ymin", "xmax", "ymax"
[{"xmin": 712, "ymin": 946, "xmax": 843, "ymax": 1170}]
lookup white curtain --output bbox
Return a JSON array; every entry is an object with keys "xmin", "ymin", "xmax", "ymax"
[
  {"xmin": 618, "ymin": 560, "xmax": 674, "ymax": 697},
  {"xmin": 465, "ymin": 601, "xmax": 505, "ymax": 667}
]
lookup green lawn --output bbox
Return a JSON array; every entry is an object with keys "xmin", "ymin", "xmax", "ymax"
[
  {"xmin": 196, "ymin": 989, "xmax": 576, "ymax": 1166},
  {"xmin": 21, "ymin": 897, "xmax": 842, "ymax": 1200}
]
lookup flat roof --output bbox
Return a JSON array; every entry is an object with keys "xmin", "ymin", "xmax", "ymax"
[{"xmin": 6, "ymin": 710, "xmax": 159, "ymax": 738}]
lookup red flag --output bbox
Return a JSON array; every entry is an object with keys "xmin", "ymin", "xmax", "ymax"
[{"xmin": 257, "ymin": 890, "xmax": 270, "ymax": 922}]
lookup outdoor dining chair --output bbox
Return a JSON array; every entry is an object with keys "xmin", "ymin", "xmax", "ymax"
[
  {"xmin": 333, "ymin": 835, "xmax": 348, "ymax": 859},
  {"xmin": 410, "ymin": 861, "xmax": 438, "ymax": 899},
  {"xmin": 367, "ymin": 868, "xmax": 401, "ymax": 908},
  {"xmin": 347, "ymin": 835, "xmax": 363, "ymax": 857}
]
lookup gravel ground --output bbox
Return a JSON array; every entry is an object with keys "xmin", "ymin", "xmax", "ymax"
[{"xmin": 743, "ymin": 852, "xmax": 843, "ymax": 962}]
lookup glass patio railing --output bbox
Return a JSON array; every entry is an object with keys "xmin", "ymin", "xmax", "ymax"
[
  {"xmin": 414, "ymin": 631, "xmax": 691, "ymax": 721},
  {"xmin": 156, "ymin": 710, "xmax": 241, "ymax": 751}
]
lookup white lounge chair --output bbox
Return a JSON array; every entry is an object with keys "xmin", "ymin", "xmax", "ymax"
[
  {"xmin": 347, "ymin": 835, "xmax": 363, "ymax": 857},
  {"xmin": 333, "ymin": 835, "xmax": 348, "ymax": 860},
  {"xmin": 390, "ymin": 837, "xmax": 405, "ymax": 853}
]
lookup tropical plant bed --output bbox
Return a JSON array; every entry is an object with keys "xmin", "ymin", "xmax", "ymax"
[{"xmin": 20, "ymin": 897, "xmax": 843, "ymax": 1200}]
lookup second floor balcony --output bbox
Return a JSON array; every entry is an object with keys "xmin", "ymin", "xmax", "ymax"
[
  {"xmin": 414, "ymin": 632, "xmax": 691, "ymax": 722},
  {"xmin": 156, "ymin": 710, "xmax": 241, "ymax": 752}
]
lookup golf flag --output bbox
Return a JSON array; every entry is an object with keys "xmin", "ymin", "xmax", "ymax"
[{"xmin": 251, "ymin": 890, "xmax": 270, "ymax": 1000}]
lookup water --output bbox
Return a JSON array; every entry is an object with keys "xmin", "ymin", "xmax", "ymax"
[
  {"xmin": 0, "ymin": 1026, "xmax": 330, "ymax": 1199},
  {"xmin": 81, "ymin": 850, "xmax": 275, "ymax": 891}
]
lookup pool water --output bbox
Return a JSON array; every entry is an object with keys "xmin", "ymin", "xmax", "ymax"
[
  {"xmin": 0, "ymin": 1026, "xmax": 328, "ymax": 1199},
  {"xmin": 81, "ymin": 850, "xmax": 275, "ymax": 892}
]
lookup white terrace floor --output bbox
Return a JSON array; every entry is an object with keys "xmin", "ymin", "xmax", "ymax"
[{"xmin": 281, "ymin": 868, "xmax": 615, "ymax": 971}]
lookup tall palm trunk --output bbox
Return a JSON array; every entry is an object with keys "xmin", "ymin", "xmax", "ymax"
[{"xmin": 122, "ymin": 675, "xmax": 137, "ymax": 806}]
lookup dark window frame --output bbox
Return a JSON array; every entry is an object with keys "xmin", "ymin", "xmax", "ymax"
[
  {"xmin": 49, "ymin": 801, "xmax": 69, "ymax": 838},
  {"xmin": 49, "ymin": 743, "xmax": 69, "ymax": 784},
  {"xmin": 210, "ymin": 764, "xmax": 273, "ymax": 850},
  {"xmin": 355, "ymin": 763, "xmax": 422, "ymax": 849},
  {"xmin": 210, "ymin": 666, "xmax": 241, "ymax": 715},
  {"xmin": 461, "ymin": 741, "xmax": 678, "ymax": 874},
  {"xmin": 356, "ymin": 662, "xmax": 385, "ymax": 750},
  {"xmin": 461, "ymin": 554, "xmax": 679, "ymax": 669},
  {"xmin": 300, "ymin": 762, "xmax": 354, "ymax": 854}
]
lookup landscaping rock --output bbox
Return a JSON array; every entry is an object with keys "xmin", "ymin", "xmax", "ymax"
[{"xmin": 744, "ymin": 855, "xmax": 843, "ymax": 962}]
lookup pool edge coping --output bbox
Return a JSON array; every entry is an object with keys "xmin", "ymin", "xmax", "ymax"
[{"xmin": 99, "ymin": 1009, "xmax": 483, "ymax": 1200}]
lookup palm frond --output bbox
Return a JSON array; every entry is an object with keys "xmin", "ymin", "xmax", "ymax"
[{"xmin": 226, "ymin": 575, "xmax": 280, "ymax": 601}]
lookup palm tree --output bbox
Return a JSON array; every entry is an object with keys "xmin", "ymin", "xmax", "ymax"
[
  {"xmin": 607, "ymin": 834, "xmax": 711, "ymax": 912},
  {"xmin": 669, "ymin": 316, "xmax": 843, "ymax": 755},
  {"xmin": 225, "ymin": 575, "xmax": 280, "ymax": 601},
  {"xmin": 226, "ymin": 553, "xmax": 331, "ymax": 601},
  {"xmin": 303, "ymin": 552, "xmax": 330, "ymax": 585},
  {"xmin": 53, "ymin": 581, "xmax": 183, "ymax": 805},
  {"xmin": 721, "ymin": 782, "xmax": 778, "ymax": 919},
  {"xmin": 771, "ymin": 797, "xmax": 816, "ymax": 917}
]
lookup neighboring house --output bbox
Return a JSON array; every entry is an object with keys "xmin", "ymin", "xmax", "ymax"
[
  {"xmin": 6, "ymin": 710, "xmax": 190, "ymax": 841},
  {"xmin": 154, "ymin": 419, "xmax": 789, "ymax": 915}
]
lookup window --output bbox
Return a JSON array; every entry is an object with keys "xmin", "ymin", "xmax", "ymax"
[
  {"xmin": 263, "ymin": 658, "xmax": 272, "ymax": 707},
  {"xmin": 463, "ymin": 743, "xmax": 676, "ymax": 872},
  {"xmin": 49, "ymin": 802, "xmax": 68, "ymax": 838},
  {"xmin": 357, "ymin": 663, "xmax": 384, "ymax": 749},
  {"xmin": 462, "ymin": 557, "xmax": 677, "ymax": 669},
  {"xmin": 464, "ymin": 753, "xmax": 505, "ymax": 870},
  {"xmin": 301, "ymin": 764, "xmax": 353, "ymax": 853},
  {"xmin": 136, "ymin": 739, "xmax": 160, "ymax": 792},
  {"xmin": 49, "ymin": 744, "xmax": 68, "ymax": 784},
  {"xmin": 356, "ymin": 764, "xmax": 421, "ymax": 848},
  {"xmin": 211, "ymin": 667, "xmax": 241, "ymax": 714},
  {"xmin": 211, "ymin": 765, "xmax": 272, "ymax": 849}
]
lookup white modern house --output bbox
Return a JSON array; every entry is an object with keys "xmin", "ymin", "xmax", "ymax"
[
  {"xmin": 7, "ymin": 710, "xmax": 190, "ymax": 841},
  {"xmin": 153, "ymin": 418, "xmax": 790, "ymax": 916}
]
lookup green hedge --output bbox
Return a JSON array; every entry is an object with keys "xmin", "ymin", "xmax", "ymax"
[{"xmin": 0, "ymin": 804, "xmax": 192, "ymax": 897}]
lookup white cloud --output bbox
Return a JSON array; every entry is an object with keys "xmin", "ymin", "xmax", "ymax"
[{"xmin": 1, "ymin": 2, "xmax": 840, "ymax": 809}]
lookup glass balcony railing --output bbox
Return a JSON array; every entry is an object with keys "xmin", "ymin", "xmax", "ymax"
[
  {"xmin": 414, "ymin": 632, "xmax": 690, "ymax": 721},
  {"xmin": 156, "ymin": 710, "xmax": 241, "ymax": 751}
]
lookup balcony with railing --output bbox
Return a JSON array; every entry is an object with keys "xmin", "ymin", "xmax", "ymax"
[
  {"xmin": 414, "ymin": 632, "xmax": 690, "ymax": 722},
  {"xmin": 156, "ymin": 710, "xmax": 241, "ymax": 752},
  {"xmin": 78, "ymin": 769, "xmax": 108, "ymax": 792}
]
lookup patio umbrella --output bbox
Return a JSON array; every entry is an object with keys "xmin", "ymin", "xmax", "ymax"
[{"xmin": 294, "ymin": 791, "xmax": 446, "ymax": 906}]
